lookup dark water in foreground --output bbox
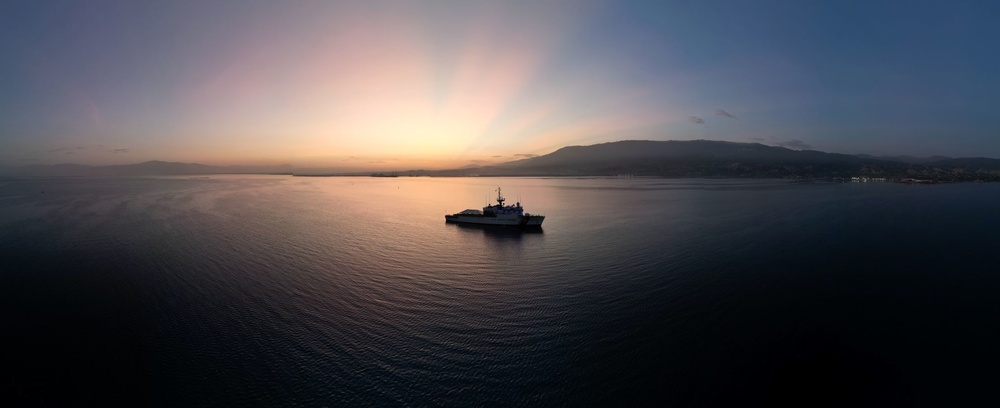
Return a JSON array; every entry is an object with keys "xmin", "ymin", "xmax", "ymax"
[{"xmin": 2, "ymin": 176, "xmax": 999, "ymax": 406}]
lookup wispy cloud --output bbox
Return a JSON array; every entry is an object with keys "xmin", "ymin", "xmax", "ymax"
[
  {"xmin": 688, "ymin": 116, "xmax": 705, "ymax": 125},
  {"xmin": 514, "ymin": 153, "xmax": 538, "ymax": 158},
  {"xmin": 48, "ymin": 147, "xmax": 78, "ymax": 154},
  {"xmin": 715, "ymin": 109, "xmax": 737, "ymax": 119},
  {"xmin": 492, "ymin": 155, "xmax": 503, "ymax": 158},
  {"xmin": 109, "ymin": 148, "xmax": 130, "ymax": 153}
]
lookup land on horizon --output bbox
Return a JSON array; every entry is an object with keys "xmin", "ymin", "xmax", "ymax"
[
  {"xmin": 4, "ymin": 140, "xmax": 1000, "ymax": 182},
  {"xmin": 4, "ymin": 1, "xmax": 1000, "ymax": 179},
  {"xmin": 7, "ymin": 2, "xmax": 1000, "ymax": 407}
]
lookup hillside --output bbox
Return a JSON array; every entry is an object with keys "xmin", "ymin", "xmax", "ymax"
[
  {"xmin": 6, "ymin": 141, "xmax": 1000, "ymax": 181},
  {"xmin": 425, "ymin": 140, "xmax": 1000, "ymax": 181}
]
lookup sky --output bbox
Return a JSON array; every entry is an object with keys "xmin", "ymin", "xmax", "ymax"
[{"xmin": 2, "ymin": 0, "xmax": 999, "ymax": 169}]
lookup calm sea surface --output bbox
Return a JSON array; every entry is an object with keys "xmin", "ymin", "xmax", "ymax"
[{"xmin": 2, "ymin": 176, "xmax": 999, "ymax": 406}]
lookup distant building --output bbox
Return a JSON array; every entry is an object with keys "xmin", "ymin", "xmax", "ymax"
[{"xmin": 851, "ymin": 176, "xmax": 886, "ymax": 182}]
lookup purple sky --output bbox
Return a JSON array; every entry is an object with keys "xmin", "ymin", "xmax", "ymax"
[{"xmin": 2, "ymin": 0, "xmax": 999, "ymax": 168}]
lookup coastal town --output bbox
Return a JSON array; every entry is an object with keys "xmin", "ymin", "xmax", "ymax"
[{"xmin": 842, "ymin": 176, "xmax": 940, "ymax": 184}]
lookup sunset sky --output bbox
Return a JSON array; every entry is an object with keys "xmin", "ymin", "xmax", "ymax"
[{"xmin": 2, "ymin": 0, "xmax": 998, "ymax": 169}]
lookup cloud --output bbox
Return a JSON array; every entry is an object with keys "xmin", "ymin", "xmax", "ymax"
[
  {"xmin": 688, "ymin": 116, "xmax": 705, "ymax": 125},
  {"xmin": 492, "ymin": 155, "xmax": 503, "ymax": 158},
  {"xmin": 110, "ymin": 148, "xmax": 130, "ymax": 153},
  {"xmin": 64, "ymin": 151, "xmax": 75, "ymax": 154},
  {"xmin": 774, "ymin": 140, "xmax": 812, "ymax": 150},
  {"xmin": 514, "ymin": 153, "xmax": 538, "ymax": 158},
  {"xmin": 50, "ymin": 146, "xmax": 94, "ymax": 153},
  {"xmin": 715, "ymin": 109, "xmax": 737, "ymax": 119}
]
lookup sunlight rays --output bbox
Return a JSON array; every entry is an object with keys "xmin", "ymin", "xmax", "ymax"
[{"xmin": 168, "ymin": 1, "xmax": 682, "ymax": 169}]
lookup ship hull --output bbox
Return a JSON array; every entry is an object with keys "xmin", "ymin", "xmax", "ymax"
[{"xmin": 445, "ymin": 214, "xmax": 544, "ymax": 226}]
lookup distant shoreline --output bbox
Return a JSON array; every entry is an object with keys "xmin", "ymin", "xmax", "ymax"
[{"xmin": 5, "ymin": 140, "xmax": 1000, "ymax": 182}]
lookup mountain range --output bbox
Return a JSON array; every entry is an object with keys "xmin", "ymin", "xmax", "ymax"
[
  {"xmin": 4, "ymin": 140, "xmax": 1000, "ymax": 181},
  {"xmin": 413, "ymin": 140, "xmax": 1000, "ymax": 181}
]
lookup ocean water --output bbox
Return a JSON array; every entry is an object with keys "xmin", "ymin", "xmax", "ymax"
[{"xmin": 2, "ymin": 176, "xmax": 999, "ymax": 406}]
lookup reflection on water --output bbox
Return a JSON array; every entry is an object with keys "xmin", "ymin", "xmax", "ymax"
[
  {"xmin": 448, "ymin": 222, "xmax": 545, "ymax": 240},
  {"xmin": 3, "ymin": 176, "xmax": 1000, "ymax": 406}
]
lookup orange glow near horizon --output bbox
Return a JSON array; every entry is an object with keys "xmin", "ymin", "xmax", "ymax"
[
  {"xmin": 8, "ymin": 2, "xmax": 1000, "ymax": 166},
  {"xmin": 132, "ymin": 3, "xmax": 683, "ymax": 170},
  {"xmin": 17, "ymin": 2, "xmax": 710, "ymax": 169}
]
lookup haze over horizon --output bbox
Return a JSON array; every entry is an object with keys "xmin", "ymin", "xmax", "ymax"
[{"xmin": 3, "ymin": 1, "xmax": 998, "ymax": 170}]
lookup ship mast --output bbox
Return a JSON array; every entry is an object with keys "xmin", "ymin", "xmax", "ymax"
[{"xmin": 496, "ymin": 187, "xmax": 505, "ymax": 206}]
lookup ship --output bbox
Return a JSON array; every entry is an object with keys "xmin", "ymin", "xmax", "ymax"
[{"xmin": 445, "ymin": 187, "xmax": 545, "ymax": 227}]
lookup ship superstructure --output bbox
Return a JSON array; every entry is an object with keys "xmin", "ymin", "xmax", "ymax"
[{"xmin": 445, "ymin": 187, "xmax": 544, "ymax": 227}]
